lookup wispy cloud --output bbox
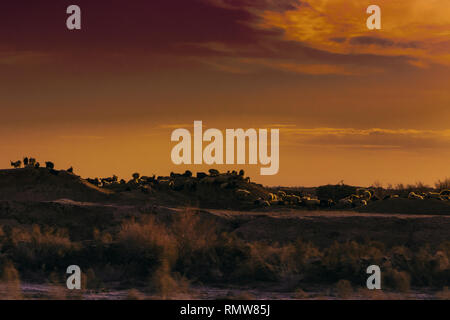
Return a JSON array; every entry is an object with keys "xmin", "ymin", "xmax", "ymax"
[
  {"xmin": 59, "ymin": 135, "xmax": 104, "ymax": 140},
  {"xmin": 257, "ymin": 0, "xmax": 450, "ymax": 67},
  {"xmin": 279, "ymin": 126, "xmax": 450, "ymax": 150}
]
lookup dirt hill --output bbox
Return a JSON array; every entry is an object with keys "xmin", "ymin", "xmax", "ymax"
[
  {"xmin": 0, "ymin": 168, "xmax": 114, "ymax": 202},
  {"xmin": 356, "ymin": 198, "xmax": 450, "ymax": 215}
]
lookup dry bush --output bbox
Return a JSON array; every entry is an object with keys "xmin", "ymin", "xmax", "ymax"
[
  {"xmin": 321, "ymin": 241, "xmax": 384, "ymax": 283},
  {"xmin": 171, "ymin": 210, "xmax": 218, "ymax": 252},
  {"xmin": 385, "ymin": 269, "xmax": 410, "ymax": 292},
  {"xmin": 116, "ymin": 217, "xmax": 178, "ymax": 280},
  {"xmin": 435, "ymin": 178, "xmax": 450, "ymax": 191},
  {"xmin": 118, "ymin": 216, "xmax": 177, "ymax": 263},
  {"xmin": 8, "ymin": 225, "xmax": 75, "ymax": 273},
  {"xmin": 435, "ymin": 287, "xmax": 450, "ymax": 300},
  {"xmin": 126, "ymin": 289, "xmax": 144, "ymax": 300},
  {"xmin": 294, "ymin": 240, "xmax": 322, "ymax": 269},
  {"xmin": 245, "ymin": 242, "xmax": 297, "ymax": 281},
  {"xmin": 150, "ymin": 259, "xmax": 190, "ymax": 299},
  {"xmin": 0, "ymin": 261, "xmax": 22, "ymax": 299},
  {"xmin": 335, "ymin": 279, "xmax": 353, "ymax": 299},
  {"xmin": 294, "ymin": 288, "xmax": 310, "ymax": 299}
]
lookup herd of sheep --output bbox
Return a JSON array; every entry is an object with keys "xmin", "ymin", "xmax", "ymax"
[
  {"xmin": 86, "ymin": 169, "xmax": 252, "ymax": 195},
  {"xmin": 10, "ymin": 157, "xmax": 73, "ymax": 172},
  {"xmin": 407, "ymin": 190, "xmax": 450, "ymax": 201},
  {"xmin": 8, "ymin": 159, "xmax": 450, "ymax": 209}
]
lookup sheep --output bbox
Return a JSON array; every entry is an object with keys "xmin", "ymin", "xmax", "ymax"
[
  {"xmin": 200, "ymin": 176, "xmax": 216, "ymax": 185},
  {"xmin": 132, "ymin": 172, "xmax": 140, "ymax": 180},
  {"xmin": 196, "ymin": 172, "xmax": 208, "ymax": 179},
  {"xmin": 214, "ymin": 175, "xmax": 231, "ymax": 184},
  {"xmin": 338, "ymin": 198, "xmax": 353, "ymax": 208},
  {"xmin": 267, "ymin": 193, "xmax": 278, "ymax": 202},
  {"xmin": 303, "ymin": 198, "xmax": 320, "ymax": 209},
  {"xmin": 383, "ymin": 195, "xmax": 399, "ymax": 200},
  {"xmin": 28, "ymin": 158, "xmax": 36, "ymax": 167},
  {"xmin": 283, "ymin": 194, "xmax": 296, "ymax": 205},
  {"xmin": 138, "ymin": 185, "xmax": 152, "ymax": 194},
  {"xmin": 182, "ymin": 170, "xmax": 192, "ymax": 177},
  {"xmin": 356, "ymin": 189, "xmax": 372, "ymax": 200},
  {"xmin": 361, "ymin": 190, "xmax": 372, "ymax": 201},
  {"xmin": 208, "ymin": 169, "xmax": 220, "ymax": 176},
  {"xmin": 173, "ymin": 177, "xmax": 191, "ymax": 191},
  {"xmin": 254, "ymin": 198, "xmax": 270, "ymax": 207},
  {"xmin": 277, "ymin": 190, "xmax": 287, "ymax": 199},
  {"xmin": 353, "ymin": 198, "xmax": 368, "ymax": 207},
  {"xmin": 236, "ymin": 189, "xmax": 251, "ymax": 200},
  {"xmin": 220, "ymin": 182, "xmax": 229, "ymax": 189},
  {"xmin": 87, "ymin": 178, "xmax": 100, "ymax": 186},
  {"xmin": 10, "ymin": 160, "xmax": 21, "ymax": 168},
  {"xmin": 319, "ymin": 199, "xmax": 335, "ymax": 208},
  {"xmin": 426, "ymin": 192, "xmax": 441, "ymax": 200},
  {"xmin": 45, "ymin": 161, "xmax": 55, "ymax": 169},
  {"xmin": 157, "ymin": 179, "xmax": 174, "ymax": 190},
  {"xmin": 408, "ymin": 192, "xmax": 424, "ymax": 200}
]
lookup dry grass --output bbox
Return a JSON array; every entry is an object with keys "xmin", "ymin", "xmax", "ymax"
[
  {"xmin": 435, "ymin": 178, "xmax": 450, "ymax": 191},
  {"xmin": 435, "ymin": 287, "xmax": 450, "ymax": 300},
  {"xmin": 335, "ymin": 280, "xmax": 353, "ymax": 298},
  {"xmin": 0, "ymin": 261, "xmax": 22, "ymax": 299}
]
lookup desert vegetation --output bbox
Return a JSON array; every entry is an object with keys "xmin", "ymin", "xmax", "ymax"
[
  {"xmin": 1, "ymin": 160, "xmax": 450, "ymax": 299},
  {"xmin": 0, "ymin": 209, "xmax": 449, "ymax": 299}
]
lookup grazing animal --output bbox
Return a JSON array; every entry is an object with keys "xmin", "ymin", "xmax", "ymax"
[
  {"xmin": 353, "ymin": 198, "xmax": 367, "ymax": 207},
  {"xmin": 254, "ymin": 198, "xmax": 270, "ymax": 207},
  {"xmin": 10, "ymin": 160, "xmax": 21, "ymax": 168},
  {"xmin": 45, "ymin": 161, "xmax": 55, "ymax": 169},
  {"xmin": 132, "ymin": 172, "xmax": 140, "ymax": 180},
  {"xmin": 209, "ymin": 169, "xmax": 220, "ymax": 176},
  {"xmin": 356, "ymin": 189, "xmax": 372, "ymax": 200},
  {"xmin": 338, "ymin": 198, "xmax": 353, "ymax": 208},
  {"xmin": 426, "ymin": 192, "xmax": 441, "ymax": 200},
  {"xmin": 303, "ymin": 198, "xmax": 320, "ymax": 209},
  {"xmin": 28, "ymin": 158, "xmax": 36, "ymax": 167},
  {"xmin": 183, "ymin": 170, "xmax": 193, "ymax": 177},
  {"xmin": 236, "ymin": 189, "xmax": 251, "ymax": 200},
  {"xmin": 408, "ymin": 192, "xmax": 424, "ymax": 200},
  {"xmin": 196, "ymin": 172, "xmax": 208, "ymax": 179}
]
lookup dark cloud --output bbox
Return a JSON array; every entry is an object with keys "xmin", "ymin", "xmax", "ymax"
[
  {"xmin": 209, "ymin": 0, "xmax": 305, "ymax": 12},
  {"xmin": 349, "ymin": 36, "xmax": 421, "ymax": 49},
  {"xmin": 0, "ymin": 0, "xmax": 422, "ymax": 74}
]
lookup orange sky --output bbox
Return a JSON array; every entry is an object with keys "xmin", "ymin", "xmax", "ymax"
[{"xmin": 0, "ymin": 0, "xmax": 449, "ymax": 187}]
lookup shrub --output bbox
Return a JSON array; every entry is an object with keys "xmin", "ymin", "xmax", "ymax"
[
  {"xmin": 435, "ymin": 178, "xmax": 450, "ymax": 191},
  {"xmin": 335, "ymin": 279, "xmax": 353, "ymax": 298},
  {"xmin": 435, "ymin": 287, "xmax": 450, "ymax": 300},
  {"xmin": 385, "ymin": 269, "xmax": 410, "ymax": 292},
  {"xmin": 0, "ymin": 260, "xmax": 22, "ymax": 299},
  {"xmin": 115, "ymin": 217, "xmax": 177, "ymax": 280},
  {"xmin": 316, "ymin": 184, "xmax": 357, "ymax": 201}
]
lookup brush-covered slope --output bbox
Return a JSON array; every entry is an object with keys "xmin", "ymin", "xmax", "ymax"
[{"xmin": 0, "ymin": 168, "xmax": 114, "ymax": 202}]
